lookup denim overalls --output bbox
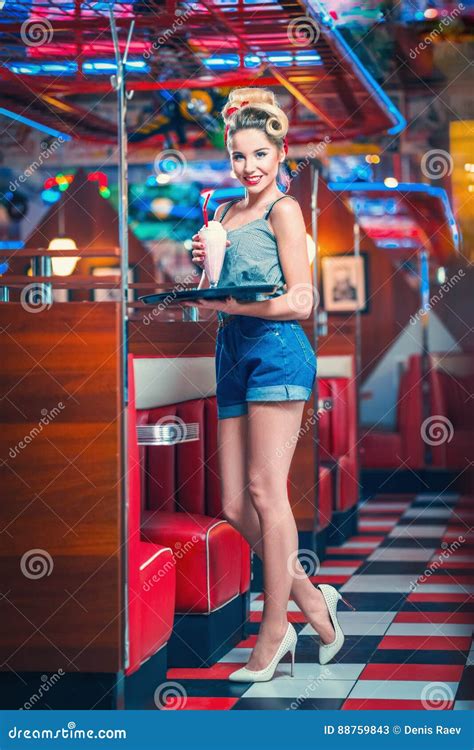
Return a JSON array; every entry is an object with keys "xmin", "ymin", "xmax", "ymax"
[{"xmin": 214, "ymin": 195, "xmax": 316, "ymax": 419}]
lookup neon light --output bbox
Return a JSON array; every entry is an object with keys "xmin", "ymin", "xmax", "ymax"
[
  {"xmin": 328, "ymin": 182, "xmax": 459, "ymax": 252},
  {"xmin": 308, "ymin": 1, "xmax": 406, "ymax": 135},
  {"xmin": 0, "ymin": 242, "xmax": 23, "ymax": 250},
  {"xmin": 203, "ymin": 50, "xmax": 322, "ymax": 70},
  {"xmin": 0, "ymin": 108, "xmax": 71, "ymax": 140},
  {"xmin": 41, "ymin": 189, "xmax": 61, "ymax": 204}
]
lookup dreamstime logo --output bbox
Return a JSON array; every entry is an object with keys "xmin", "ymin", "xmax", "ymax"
[
  {"xmin": 143, "ymin": 272, "xmax": 196, "ymax": 325},
  {"xmin": 154, "ymin": 149, "xmax": 187, "ymax": 180},
  {"xmin": 289, "ymin": 137, "xmax": 332, "ymax": 182},
  {"xmin": 421, "ymin": 415, "xmax": 454, "ymax": 446},
  {"xmin": 287, "ymin": 283, "xmax": 319, "ymax": 315},
  {"xmin": 287, "ymin": 667, "xmax": 331, "ymax": 708},
  {"xmin": 20, "ymin": 549, "xmax": 54, "ymax": 580},
  {"xmin": 9, "ymin": 402, "xmax": 65, "ymax": 459},
  {"xmin": 21, "ymin": 19, "xmax": 53, "ymax": 46},
  {"xmin": 410, "ymin": 534, "xmax": 465, "ymax": 591},
  {"xmin": 9, "ymin": 137, "xmax": 66, "ymax": 192},
  {"xmin": 154, "ymin": 415, "xmax": 188, "ymax": 444},
  {"xmin": 154, "ymin": 681, "xmax": 187, "ymax": 710},
  {"xmin": 421, "ymin": 681, "xmax": 454, "ymax": 710},
  {"xmin": 143, "ymin": 6, "xmax": 194, "ymax": 58},
  {"xmin": 421, "ymin": 149, "xmax": 453, "ymax": 180},
  {"xmin": 143, "ymin": 535, "xmax": 199, "ymax": 591},
  {"xmin": 409, "ymin": 269, "xmax": 465, "ymax": 325},
  {"xmin": 20, "ymin": 670, "xmax": 65, "ymax": 710},
  {"xmin": 409, "ymin": 3, "xmax": 465, "ymax": 59},
  {"xmin": 287, "ymin": 15, "xmax": 321, "ymax": 46},
  {"xmin": 20, "ymin": 284, "xmax": 52, "ymax": 314},
  {"xmin": 287, "ymin": 549, "xmax": 320, "ymax": 579},
  {"xmin": 276, "ymin": 404, "xmax": 330, "ymax": 458}
]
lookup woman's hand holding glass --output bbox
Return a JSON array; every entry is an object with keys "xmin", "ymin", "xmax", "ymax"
[{"xmin": 191, "ymin": 232, "xmax": 231, "ymax": 270}]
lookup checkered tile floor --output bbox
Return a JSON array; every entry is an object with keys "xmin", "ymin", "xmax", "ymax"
[{"xmin": 164, "ymin": 493, "xmax": 474, "ymax": 710}]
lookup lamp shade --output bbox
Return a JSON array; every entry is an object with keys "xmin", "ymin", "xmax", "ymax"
[{"xmin": 48, "ymin": 237, "xmax": 80, "ymax": 276}]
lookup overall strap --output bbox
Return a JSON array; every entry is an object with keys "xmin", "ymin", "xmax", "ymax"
[
  {"xmin": 264, "ymin": 194, "xmax": 298, "ymax": 219},
  {"xmin": 217, "ymin": 198, "xmax": 239, "ymax": 222}
]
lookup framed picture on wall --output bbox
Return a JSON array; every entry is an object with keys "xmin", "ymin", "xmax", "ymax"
[
  {"xmin": 321, "ymin": 254, "xmax": 369, "ymax": 313},
  {"xmin": 91, "ymin": 266, "xmax": 135, "ymax": 302}
]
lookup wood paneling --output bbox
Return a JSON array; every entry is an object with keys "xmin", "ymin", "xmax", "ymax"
[{"xmin": 0, "ymin": 303, "xmax": 123, "ymax": 673}]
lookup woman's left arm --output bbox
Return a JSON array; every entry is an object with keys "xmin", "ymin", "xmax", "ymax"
[{"xmin": 189, "ymin": 198, "xmax": 314, "ymax": 320}]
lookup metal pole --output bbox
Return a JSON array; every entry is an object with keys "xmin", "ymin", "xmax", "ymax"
[
  {"xmin": 419, "ymin": 249, "xmax": 431, "ymax": 466},
  {"xmin": 1, "ymin": 260, "xmax": 9, "ymax": 301},
  {"xmin": 109, "ymin": 7, "xmax": 134, "ymax": 673},
  {"xmin": 311, "ymin": 164, "xmax": 320, "ymax": 554},
  {"xmin": 352, "ymin": 222, "xmax": 362, "ymax": 512},
  {"xmin": 353, "ymin": 221, "xmax": 361, "ymax": 382},
  {"xmin": 353, "ymin": 221, "xmax": 362, "ymax": 398},
  {"xmin": 31, "ymin": 255, "xmax": 53, "ymax": 307}
]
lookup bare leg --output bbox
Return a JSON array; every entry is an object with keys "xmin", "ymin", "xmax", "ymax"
[{"xmin": 218, "ymin": 412, "xmax": 335, "ymax": 645}]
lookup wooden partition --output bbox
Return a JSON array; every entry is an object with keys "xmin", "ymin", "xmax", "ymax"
[{"xmin": 0, "ymin": 302, "xmax": 123, "ymax": 673}]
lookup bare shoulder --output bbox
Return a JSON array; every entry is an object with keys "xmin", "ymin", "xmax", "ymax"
[{"xmin": 269, "ymin": 195, "xmax": 304, "ymax": 228}]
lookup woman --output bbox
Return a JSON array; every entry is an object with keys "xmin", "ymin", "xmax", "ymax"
[{"xmin": 186, "ymin": 87, "xmax": 351, "ymax": 682}]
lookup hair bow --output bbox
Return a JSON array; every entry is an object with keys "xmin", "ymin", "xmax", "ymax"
[{"xmin": 224, "ymin": 100, "xmax": 249, "ymax": 145}]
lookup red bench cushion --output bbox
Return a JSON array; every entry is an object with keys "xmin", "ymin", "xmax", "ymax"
[{"xmin": 142, "ymin": 510, "xmax": 243, "ymax": 614}]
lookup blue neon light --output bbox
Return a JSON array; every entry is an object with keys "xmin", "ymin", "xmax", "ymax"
[
  {"xmin": 5, "ymin": 59, "xmax": 149, "ymax": 77},
  {"xmin": 0, "ymin": 241, "xmax": 24, "ymax": 250},
  {"xmin": 307, "ymin": 1, "xmax": 406, "ymax": 135},
  {"xmin": 203, "ymin": 51, "xmax": 322, "ymax": 70},
  {"xmin": 83, "ymin": 59, "xmax": 149, "ymax": 74},
  {"xmin": 41, "ymin": 189, "xmax": 62, "ymax": 204},
  {"xmin": 328, "ymin": 181, "xmax": 460, "ymax": 252},
  {"xmin": 331, "ymin": 28, "xmax": 405, "ymax": 135},
  {"xmin": 0, "ymin": 108, "xmax": 71, "ymax": 140}
]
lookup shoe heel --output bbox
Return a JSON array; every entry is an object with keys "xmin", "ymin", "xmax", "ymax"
[
  {"xmin": 339, "ymin": 594, "xmax": 356, "ymax": 611},
  {"xmin": 290, "ymin": 647, "xmax": 296, "ymax": 677}
]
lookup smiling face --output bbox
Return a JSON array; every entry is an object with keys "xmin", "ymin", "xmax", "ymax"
[{"xmin": 229, "ymin": 128, "xmax": 284, "ymax": 192}]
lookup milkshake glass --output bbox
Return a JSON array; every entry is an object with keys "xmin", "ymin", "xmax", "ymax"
[{"xmin": 199, "ymin": 221, "xmax": 228, "ymax": 287}]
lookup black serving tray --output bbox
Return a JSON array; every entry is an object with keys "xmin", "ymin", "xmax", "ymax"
[{"xmin": 139, "ymin": 284, "xmax": 278, "ymax": 305}]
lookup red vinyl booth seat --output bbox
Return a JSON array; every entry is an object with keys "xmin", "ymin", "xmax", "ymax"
[
  {"xmin": 430, "ymin": 363, "xmax": 474, "ymax": 469},
  {"xmin": 135, "ymin": 379, "xmax": 251, "ymax": 616},
  {"xmin": 142, "ymin": 512, "xmax": 242, "ymax": 613},
  {"xmin": 317, "ymin": 465, "xmax": 333, "ymax": 531},
  {"xmin": 126, "ymin": 359, "xmax": 176, "ymax": 677},
  {"xmin": 318, "ymin": 377, "xmax": 359, "ymax": 513},
  {"xmin": 360, "ymin": 354, "xmax": 424, "ymax": 469}
]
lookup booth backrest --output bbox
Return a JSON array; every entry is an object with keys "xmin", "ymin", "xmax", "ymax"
[
  {"xmin": 132, "ymin": 355, "xmax": 221, "ymax": 516},
  {"xmin": 317, "ymin": 379, "xmax": 332, "ymax": 458},
  {"xmin": 431, "ymin": 370, "xmax": 474, "ymax": 429},
  {"xmin": 327, "ymin": 378, "xmax": 357, "ymax": 458},
  {"xmin": 138, "ymin": 398, "xmax": 222, "ymax": 517}
]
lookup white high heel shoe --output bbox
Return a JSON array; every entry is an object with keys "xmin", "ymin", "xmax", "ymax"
[
  {"xmin": 228, "ymin": 622, "xmax": 298, "ymax": 682},
  {"xmin": 317, "ymin": 584, "xmax": 355, "ymax": 665}
]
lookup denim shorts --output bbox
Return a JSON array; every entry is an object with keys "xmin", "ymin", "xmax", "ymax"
[{"xmin": 215, "ymin": 315, "xmax": 317, "ymax": 419}]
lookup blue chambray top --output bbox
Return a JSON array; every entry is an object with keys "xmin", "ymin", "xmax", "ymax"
[{"xmin": 215, "ymin": 195, "xmax": 298, "ymax": 322}]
